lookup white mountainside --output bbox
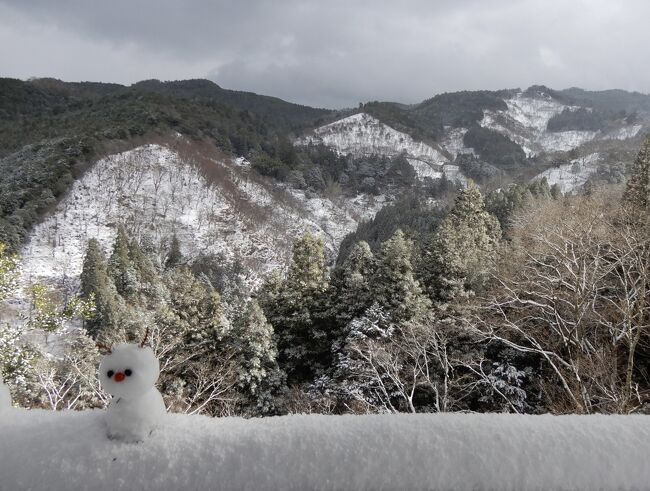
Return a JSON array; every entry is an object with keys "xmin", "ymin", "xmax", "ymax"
[
  {"xmin": 480, "ymin": 92, "xmax": 643, "ymax": 157},
  {"xmin": 14, "ymin": 144, "xmax": 382, "ymax": 302},
  {"xmin": 534, "ymin": 153, "xmax": 602, "ymax": 194},
  {"xmin": 296, "ymin": 112, "xmax": 469, "ymax": 184}
]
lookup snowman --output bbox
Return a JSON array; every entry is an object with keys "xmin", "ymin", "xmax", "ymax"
[
  {"xmin": 0, "ymin": 374, "xmax": 11, "ymax": 411},
  {"xmin": 98, "ymin": 330, "xmax": 166, "ymax": 442}
]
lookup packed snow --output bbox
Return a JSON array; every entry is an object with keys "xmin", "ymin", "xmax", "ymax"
[
  {"xmin": 297, "ymin": 113, "xmax": 448, "ymax": 164},
  {"xmin": 13, "ymin": 144, "xmax": 382, "ymax": 309},
  {"xmin": 99, "ymin": 343, "xmax": 166, "ymax": 443},
  {"xmin": 534, "ymin": 153, "xmax": 601, "ymax": 194},
  {"xmin": 1, "ymin": 410, "xmax": 649, "ymax": 490}
]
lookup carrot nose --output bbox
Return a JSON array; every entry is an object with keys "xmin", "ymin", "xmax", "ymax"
[{"xmin": 114, "ymin": 372, "xmax": 126, "ymax": 382}]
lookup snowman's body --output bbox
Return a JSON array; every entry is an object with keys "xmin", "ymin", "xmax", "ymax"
[
  {"xmin": 0, "ymin": 376, "xmax": 11, "ymax": 411},
  {"xmin": 99, "ymin": 343, "xmax": 166, "ymax": 442}
]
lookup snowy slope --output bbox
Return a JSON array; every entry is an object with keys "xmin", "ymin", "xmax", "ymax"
[
  {"xmin": 14, "ymin": 144, "xmax": 382, "ymax": 300},
  {"xmin": 298, "ymin": 113, "xmax": 447, "ymax": 163},
  {"xmin": 534, "ymin": 153, "xmax": 601, "ymax": 194},
  {"xmin": 480, "ymin": 93, "xmax": 597, "ymax": 156},
  {"xmin": 1, "ymin": 409, "xmax": 649, "ymax": 491},
  {"xmin": 296, "ymin": 113, "xmax": 469, "ymax": 184}
]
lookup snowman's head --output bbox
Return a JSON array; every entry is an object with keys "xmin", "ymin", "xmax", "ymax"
[{"xmin": 99, "ymin": 343, "xmax": 160, "ymax": 399}]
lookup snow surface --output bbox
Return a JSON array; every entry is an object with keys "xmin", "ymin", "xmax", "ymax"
[
  {"xmin": 0, "ymin": 376, "xmax": 10, "ymax": 411},
  {"xmin": 297, "ymin": 113, "xmax": 448, "ymax": 164},
  {"xmin": 12, "ymin": 144, "xmax": 381, "ymax": 312},
  {"xmin": 297, "ymin": 113, "xmax": 468, "ymax": 184},
  {"xmin": 604, "ymin": 124, "xmax": 643, "ymax": 141},
  {"xmin": 439, "ymin": 126, "xmax": 475, "ymax": 159},
  {"xmin": 534, "ymin": 153, "xmax": 601, "ymax": 194},
  {"xmin": 480, "ymin": 93, "xmax": 597, "ymax": 156},
  {"xmin": 479, "ymin": 93, "xmax": 644, "ymax": 157},
  {"xmin": 1, "ymin": 410, "xmax": 649, "ymax": 490},
  {"xmin": 406, "ymin": 158, "xmax": 443, "ymax": 180}
]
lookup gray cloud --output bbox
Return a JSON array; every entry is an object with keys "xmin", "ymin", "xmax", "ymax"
[{"xmin": 1, "ymin": 0, "xmax": 649, "ymax": 108}]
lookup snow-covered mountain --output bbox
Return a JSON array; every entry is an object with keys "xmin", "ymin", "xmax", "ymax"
[
  {"xmin": 8, "ymin": 84, "xmax": 650, "ymax": 309},
  {"xmin": 533, "ymin": 153, "xmax": 602, "ymax": 194},
  {"xmin": 297, "ymin": 113, "xmax": 447, "ymax": 163},
  {"xmin": 480, "ymin": 91, "xmax": 642, "ymax": 157},
  {"xmin": 296, "ymin": 112, "xmax": 469, "ymax": 184},
  {"xmin": 14, "ymin": 143, "xmax": 383, "ymax": 302},
  {"xmin": 297, "ymin": 89, "xmax": 646, "ymax": 195}
]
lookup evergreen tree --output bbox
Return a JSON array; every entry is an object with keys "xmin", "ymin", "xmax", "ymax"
[
  {"xmin": 374, "ymin": 229, "xmax": 431, "ymax": 322},
  {"xmin": 80, "ymin": 239, "xmax": 107, "ymax": 298},
  {"xmin": 128, "ymin": 237, "xmax": 164, "ymax": 306},
  {"xmin": 623, "ymin": 137, "xmax": 650, "ymax": 210},
  {"xmin": 165, "ymin": 234, "xmax": 183, "ymax": 269},
  {"xmin": 328, "ymin": 240, "xmax": 375, "ymax": 330},
  {"xmin": 0, "ymin": 243, "xmax": 19, "ymax": 302},
  {"xmin": 423, "ymin": 185, "xmax": 501, "ymax": 302},
  {"xmin": 232, "ymin": 299, "xmax": 285, "ymax": 415},
  {"xmin": 108, "ymin": 225, "xmax": 137, "ymax": 297},
  {"xmin": 80, "ymin": 238, "xmax": 122, "ymax": 339},
  {"xmin": 285, "ymin": 232, "xmax": 327, "ymax": 292},
  {"xmin": 261, "ymin": 232, "xmax": 329, "ymax": 382}
]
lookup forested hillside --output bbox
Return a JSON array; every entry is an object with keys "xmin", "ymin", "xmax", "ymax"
[{"xmin": 2, "ymin": 77, "xmax": 650, "ymax": 418}]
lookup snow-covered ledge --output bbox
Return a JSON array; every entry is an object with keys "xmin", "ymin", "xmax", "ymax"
[{"xmin": 1, "ymin": 411, "xmax": 648, "ymax": 490}]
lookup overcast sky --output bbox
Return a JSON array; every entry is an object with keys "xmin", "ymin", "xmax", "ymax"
[{"xmin": 0, "ymin": 0, "xmax": 648, "ymax": 108}]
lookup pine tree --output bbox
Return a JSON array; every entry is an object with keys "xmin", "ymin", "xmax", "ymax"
[
  {"xmin": 165, "ymin": 234, "xmax": 183, "ymax": 269},
  {"xmin": 285, "ymin": 232, "xmax": 327, "ymax": 293},
  {"xmin": 374, "ymin": 229, "xmax": 431, "ymax": 322},
  {"xmin": 108, "ymin": 225, "xmax": 137, "ymax": 297},
  {"xmin": 423, "ymin": 185, "xmax": 501, "ymax": 302},
  {"xmin": 80, "ymin": 239, "xmax": 107, "ymax": 298},
  {"xmin": 232, "ymin": 299, "xmax": 285, "ymax": 415},
  {"xmin": 0, "ymin": 243, "xmax": 19, "ymax": 302},
  {"xmin": 261, "ymin": 232, "xmax": 330, "ymax": 382},
  {"xmin": 328, "ymin": 240, "xmax": 375, "ymax": 330},
  {"xmin": 128, "ymin": 237, "xmax": 164, "ymax": 304},
  {"xmin": 623, "ymin": 137, "xmax": 650, "ymax": 210},
  {"xmin": 80, "ymin": 238, "xmax": 122, "ymax": 339}
]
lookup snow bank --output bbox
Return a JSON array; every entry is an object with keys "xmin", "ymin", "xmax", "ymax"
[{"xmin": 1, "ymin": 410, "xmax": 649, "ymax": 490}]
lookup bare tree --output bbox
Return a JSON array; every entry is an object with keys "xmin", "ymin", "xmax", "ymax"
[{"xmin": 473, "ymin": 192, "xmax": 650, "ymax": 413}]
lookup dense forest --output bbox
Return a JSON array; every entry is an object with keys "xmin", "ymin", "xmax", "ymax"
[
  {"xmin": 2, "ymin": 137, "xmax": 650, "ymax": 416},
  {"xmin": 2, "ymin": 76, "xmax": 650, "ymax": 417}
]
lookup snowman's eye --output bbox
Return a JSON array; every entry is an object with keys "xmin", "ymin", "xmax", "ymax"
[
  {"xmin": 125, "ymin": 369, "xmax": 132, "ymax": 376},
  {"xmin": 107, "ymin": 370, "xmax": 114, "ymax": 378}
]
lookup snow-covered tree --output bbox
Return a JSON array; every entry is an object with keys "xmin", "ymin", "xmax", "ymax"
[
  {"xmin": 165, "ymin": 234, "xmax": 183, "ymax": 269},
  {"xmin": 261, "ymin": 232, "xmax": 330, "ymax": 382},
  {"xmin": 0, "ymin": 243, "xmax": 19, "ymax": 302},
  {"xmin": 423, "ymin": 185, "xmax": 501, "ymax": 302},
  {"xmin": 232, "ymin": 299, "xmax": 285, "ymax": 415},
  {"xmin": 328, "ymin": 240, "xmax": 375, "ymax": 329},
  {"xmin": 623, "ymin": 137, "xmax": 650, "ymax": 210},
  {"xmin": 108, "ymin": 225, "xmax": 137, "ymax": 297},
  {"xmin": 374, "ymin": 230, "xmax": 430, "ymax": 322},
  {"xmin": 80, "ymin": 238, "xmax": 122, "ymax": 339}
]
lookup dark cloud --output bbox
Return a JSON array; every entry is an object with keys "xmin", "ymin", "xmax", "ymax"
[{"xmin": 1, "ymin": 0, "xmax": 648, "ymax": 108}]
